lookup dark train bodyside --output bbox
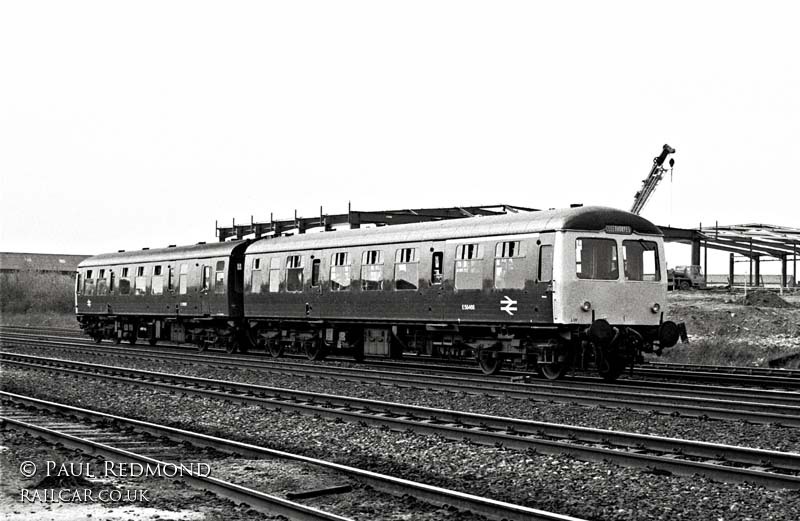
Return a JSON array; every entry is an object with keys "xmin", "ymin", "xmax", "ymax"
[
  {"xmin": 241, "ymin": 206, "xmax": 682, "ymax": 378},
  {"xmin": 76, "ymin": 241, "xmax": 248, "ymax": 347},
  {"xmin": 75, "ymin": 206, "xmax": 684, "ymax": 380}
]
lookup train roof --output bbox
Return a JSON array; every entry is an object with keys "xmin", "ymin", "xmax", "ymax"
[
  {"xmin": 246, "ymin": 206, "xmax": 662, "ymax": 255},
  {"xmin": 78, "ymin": 241, "xmax": 248, "ymax": 268}
]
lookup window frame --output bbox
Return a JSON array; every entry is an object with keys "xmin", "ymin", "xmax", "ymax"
[
  {"xmin": 330, "ymin": 252, "xmax": 352, "ymax": 291},
  {"xmin": 622, "ymin": 239, "xmax": 661, "ymax": 282},
  {"xmin": 394, "ymin": 247, "xmax": 419, "ymax": 291},
  {"xmin": 575, "ymin": 237, "xmax": 619, "ymax": 280},
  {"xmin": 493, "ymin": 240, "xmax": 526, "ymax": 290},
  {"xmin": 360, "ymin": 249, "xmax": 384, "ymax": 291},
  {"xmin": 454, "ymin": 243, "xmax": 484, "ymax": 290},
  {"xmin": 285, "ymin": 254, "xmax": 304, "ymax": 292}
]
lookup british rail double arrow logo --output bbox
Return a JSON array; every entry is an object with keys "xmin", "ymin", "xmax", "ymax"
[{"xmin": 500, "ymin": 296, "xmax": 518, "ymax": 316}]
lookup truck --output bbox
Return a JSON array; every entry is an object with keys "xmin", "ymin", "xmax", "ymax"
[{"xmin": 668, "ymin": 265, "xmax": 706, "ymax": 290}]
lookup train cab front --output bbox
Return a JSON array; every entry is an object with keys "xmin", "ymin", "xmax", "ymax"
[{"xmin": 555, "ymin": 229, "xmax": 687, "ymax": 380}]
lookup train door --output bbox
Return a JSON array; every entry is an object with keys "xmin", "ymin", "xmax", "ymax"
[
  {"xmin": 199, "ymin": 262, "xmax": 212, "ymax": 315},
  {"xmin": 306, "ymin": 251, "xmax": 323, "ymax": 320},
  {"xmin": 534, "ymin": 233, "xmax": 555, "ymax": 323},
  {"xmin": 421, "ymin": 242, "xmax": 445, "ymax": 322}
]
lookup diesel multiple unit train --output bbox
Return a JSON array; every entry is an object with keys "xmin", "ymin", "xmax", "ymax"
[{"xmin": 75, "ymin": 206, "xmax": 686, "ymax": 381}]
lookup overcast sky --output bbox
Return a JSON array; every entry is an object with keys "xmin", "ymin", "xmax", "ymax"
[{"xmin": 1, "ymin": 1, "xmax": 798, "ymax": 275}]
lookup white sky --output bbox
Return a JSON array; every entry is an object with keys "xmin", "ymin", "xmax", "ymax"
[{"xmin": 1, "ymin": 1, "xmax": 798, "ymax": 275}]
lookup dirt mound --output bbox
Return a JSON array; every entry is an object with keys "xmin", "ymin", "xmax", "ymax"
[
  {"xmin": 743, "ymin": 290, "xmax": 795, "ymax": 308},
  {"xmin": 35, "ymin": 472, "xmax": 95, "ymax": 489}
]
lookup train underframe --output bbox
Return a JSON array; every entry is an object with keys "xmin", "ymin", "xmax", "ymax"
[{"xmin": 78, "ymin": 314, "xmax": 685, "ymax": 382}]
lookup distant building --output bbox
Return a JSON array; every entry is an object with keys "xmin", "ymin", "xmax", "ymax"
[{"xmin": 0, "ymin": 252, "xmax": 91, "ymax": 275}]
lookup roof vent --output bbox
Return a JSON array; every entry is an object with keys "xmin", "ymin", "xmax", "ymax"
[
  {"xmin": 168, "ymin": 244, "xmax": 176, "ymax": 248},
  {"xmin": 142, "ymin": 247, "xmax": 149, "ymax": 250},
  {"xmin": 196, "ymin": 241, "xmax": 206, "ymax": 245},
  {"xmin": 570, "ymin": 203, "xmax": 583, "ymax": 208},
  {"xmin": 117, "ymin": 250, "xmax": 125, "ymax": 253}
]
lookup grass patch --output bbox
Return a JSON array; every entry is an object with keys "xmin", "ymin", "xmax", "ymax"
[{"xmin": 0, "ymin": 271, "xmax": 74, "ymax": 314}]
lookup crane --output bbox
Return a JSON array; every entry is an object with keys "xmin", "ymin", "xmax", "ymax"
[{"xmin": 630, "ymin": 144, "xmax": 676, "ymax": 215}]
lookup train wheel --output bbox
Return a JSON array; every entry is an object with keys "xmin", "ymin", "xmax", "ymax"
[
  {"xmin": 148, "ymin": 337, "xmax": 158, "ymax": 346},
  {"xmin": 478, "ymin": 356, "xmax": 503, "ymax": 375},
  {"xmin": 114, "ymin": 336, "xmax": 122, "ymax": 345},
  {"xmin": 93, "ymin": 335, "xmax": 103, "ymax": 344},
  {"xmin": 197, "ymin": 343, "xmax": 208, "ymax": 353},
  {"xmin": 128, "ymin": 336, "xmax": 137, "ymax": 345},
  {"xmin": 225, "ymin": 341, "xmax": 238, "ymax": 354},
  {"xmin": 305, "ymin": 339, "xmax": 328, "ymax": 361},
  {"xmin": 267, "ymin": 339, "xmax": 284, "ymax": 358},
  {"xmin": 537, "ymin": 362, "xmax": 569, "ymax": 380}
]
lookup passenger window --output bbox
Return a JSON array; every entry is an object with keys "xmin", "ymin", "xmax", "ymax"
[
  {"xmin": 538, "ymin": 245, "xmax": 553, "ymax": 282},
  {"xmin": 361, "ymin": 250, "xmax": 384, "ymax": 290},
  {"xmin": 330, "ymin": 252, "xmax": 351, "ymax": 291},
  {"xmin": 214, "ymin": 260, "xmax": 226, "ymax": 294},
  {"xmin": 134, "ymin": 266, "xmax": 147, "ymax": 295},
  {"xmin": 311, "ymin": 259, "xmax": 321, "ymax": 287},
  {"xmin": 83, "ymin": 269, "xmax": 95, "ymax": 296},
  {"xmin": 75, "ymin": 273, "xmax": 82, "ymax": 295},
  {"xmin": 454, "ymin": 243, "xmax": 483, "ymax": 290},
  {"xmin": 494, "ymin": 241, "xmax": 525, "ymax": 289},
  {"xmin": 178, "ymin": 263, "xmax": 188, "ymax": 294},
  {"xmin": 119, "ymin": 267, "xmax": 131, "ymax": 295},
  {"xmin": 431, "ymin": 252, "xmax": 443, "ymax": 284},
  {"xmin": 286, "ymin": 255, "xmax": 303, "ymax": 292},
  {"xmin": 96, "ymin": 269, "xmax": 109, "ymax": 296},
  {"xmin": 201, "ymin": 265, "xmax": 211, "ymax": 291},
  {"xmin": 268, "ymin": 257, "xmax": 281, "ymax": 293},
  {"xmin": 250, "ymin": 257, "xmax": 263, "ymax": 294},
  {"xmin": 623, "ymin": 240, "xmax": 661, "ymax": 281},
  {"xmin": 394, "ymin": 247, "xmax": 418, "ymax": 290},
  {"xmin": 109, "ymin": 271, "xmax": 115, "ymax": 293},
  {"xmin": 167, "ymin": 265, "xmax": 175, "ymax": 292},
  {"xmin": 152, "ymin": 265, "xmax": 164, "ymax": 295},
  {"xmin": 576, "ymin": 238, "xmax": 618, "ymax": 280}
]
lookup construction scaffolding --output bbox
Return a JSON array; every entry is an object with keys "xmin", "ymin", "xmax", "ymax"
[
  {"xmin": 216, "ymin": 204, "xmax": 538, "ymax": 242},
  {"xmin": 661, "ymin": 223, "xmax": 800, "ymax": 289}
]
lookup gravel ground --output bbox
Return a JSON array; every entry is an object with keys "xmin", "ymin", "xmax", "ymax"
[
  {"xmin": 7, "ymin": 343, "xmax": 800, "ymax": 454},
  {"xmin": 0, "ymin": 428, "xmax": 271, "ymax": 521},
  {"xmin": 3, "ymin": 367, "xmax": 800, "ymax": 521}
]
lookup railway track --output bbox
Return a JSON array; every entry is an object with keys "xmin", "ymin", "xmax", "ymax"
[
  {"xmin": 3, "ymin": 335, "xmax": 800, "ymax": 425},
  {"xmin": 4, "ymin": 352, "xmax": 800, "ymax": 489},
  {"xmin": 1, "ymin": 391, "xmax": 583, "ymax": 521},
  {"xmin": 3, "ymin": 328, "xmax": 799, "ymax": 388}
]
